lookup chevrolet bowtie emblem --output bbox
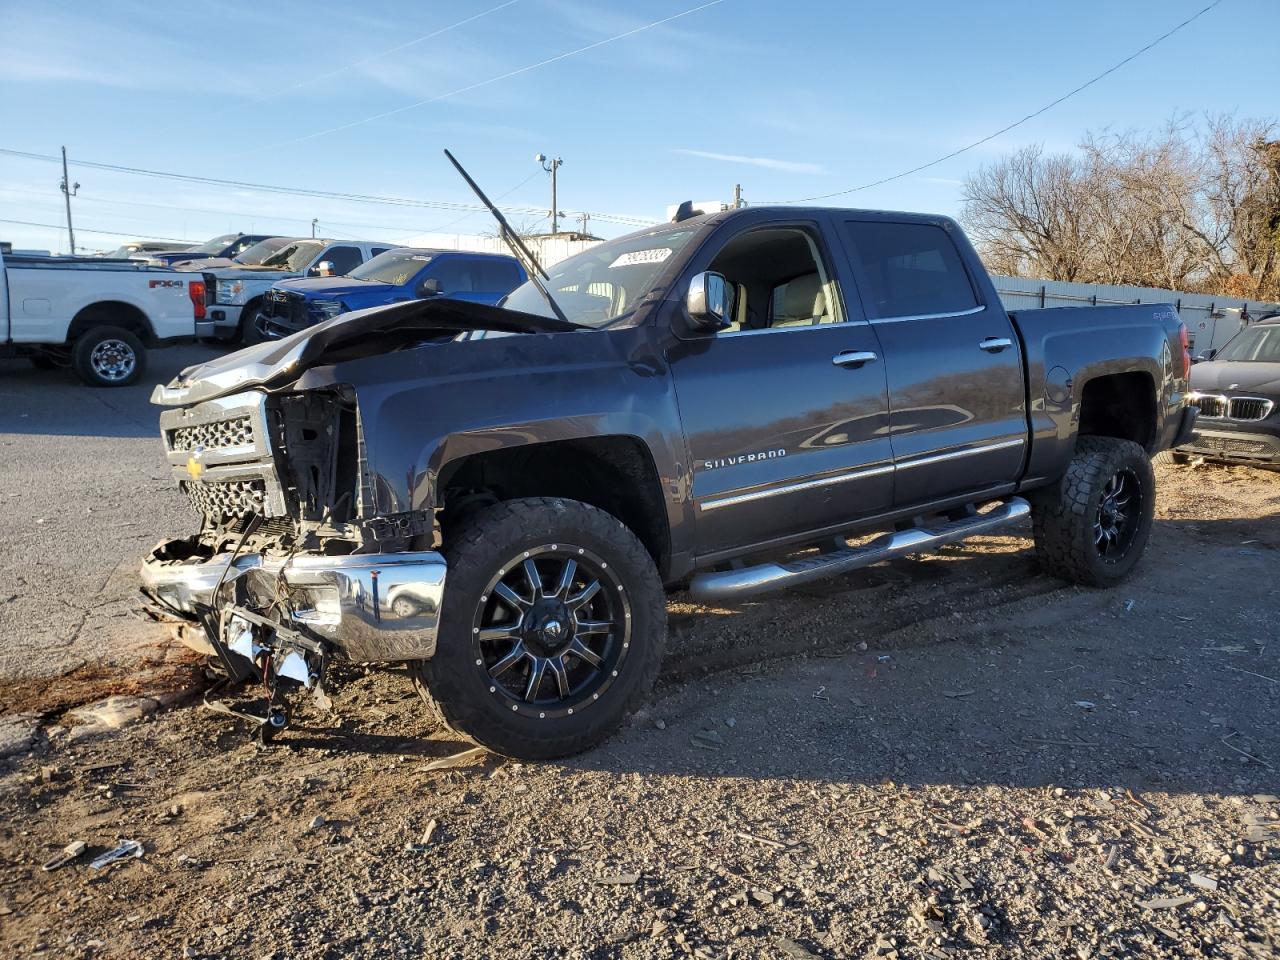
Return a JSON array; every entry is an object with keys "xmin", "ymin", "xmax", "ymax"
[{"xmin": 186, "ymin": 444, "xmax": 205, "ymax": 481}]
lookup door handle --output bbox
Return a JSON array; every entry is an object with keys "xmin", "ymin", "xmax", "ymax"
[
  {"xmin": 832, "ymin": 350, "xmax": 878, "ymax": 367},
  {"xmin": 978, "ymin": 337, "xmax": 1013, "ymax": 353}
]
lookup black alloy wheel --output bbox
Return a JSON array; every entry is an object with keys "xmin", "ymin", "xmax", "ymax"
[
  {"xmin": 1093, "ymin": 467, "xmax": 1142, "ymax": 560},
  {"xmin": 473, "ymin": 545, "xmax": 630, "ymax": 720}
]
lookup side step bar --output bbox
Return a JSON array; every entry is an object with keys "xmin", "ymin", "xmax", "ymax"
[{"xmin": 689, "ymin": 497, "xmax": 1031, "ymax": 602}]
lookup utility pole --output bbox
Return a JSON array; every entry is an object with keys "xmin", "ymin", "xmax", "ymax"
[
  {"xmin": 733, "ymin": 183, "xmax": 743, "ymax": 209},
  {"xmin": 311, "ymin": 218, "xmax": 318, "ymax": 238},
  {"xmin": 535, "ymin": 153, "xmax": 563, "ymax": 234},
  {"xmin": 59, "ymin": 146, "xmax": 80, "ymax": 254},
  {"xmin": 576, "ymin": 211, "xmax": 590, "ymax": 236}
]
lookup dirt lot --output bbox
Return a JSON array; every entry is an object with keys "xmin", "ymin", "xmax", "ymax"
[{"xmin": 1, "ymin": 385, "xmax": 1278, "ymax": 958}]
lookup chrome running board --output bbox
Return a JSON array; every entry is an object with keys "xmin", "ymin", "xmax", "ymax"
[{"xmin": 689, "ymin": 497, "xmax": 1031, "ymax": 602}]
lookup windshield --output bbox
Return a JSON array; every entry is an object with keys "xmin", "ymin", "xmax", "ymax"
[
  {"xmin": 503, "ymin": 224, "xmax": 700, "ymax": 328},
  {"xmin": 350, "ymin": 248, "xmax": 433, "ymax": 284},
  {"xmin": 233, "ymin": 237, "xmax": 292, "ymax": 266},
  {"xmin": 1214, "ymin": 324, "xmax": 1280, "ymax": 363},
  {"xmin": 187, "ymin": 233, "xmax": 241, "ymax": 255},
  {"xmin": 261, "ymin": 240, "xmax": 323, "ymax": 271}
]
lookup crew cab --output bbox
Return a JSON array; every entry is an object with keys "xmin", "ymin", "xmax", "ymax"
[
  {"xmin": 140, "ymin": 206, "xmax": 1195, "ymax": 758},
  {"xmin": 258, "ymin": 248, "xmax": 527, "ymax": 339},
  {"xmin": 1174, "ymin": 314, "xmax": 1280, "ymax": 467},
  {"xmin": 1, "ymin": 247, "xmax": 205, "ymax": 386},
  {"xmin": 150, "ymin": 233, "xmax": 273, "ymax": 267},
  {"xmin": 205, "ymin": 239, "xmax": 391, "ymax": 343}
]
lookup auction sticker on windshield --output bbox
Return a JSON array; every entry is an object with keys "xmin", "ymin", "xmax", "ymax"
[{"xmin": 610, "ymin": 248, "xmax": 673, "ymax": 268}]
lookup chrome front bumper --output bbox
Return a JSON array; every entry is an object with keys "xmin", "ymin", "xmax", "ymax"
[{"xmin": 140, "ymin": 541, "xmax": 447, "ymax": 662}]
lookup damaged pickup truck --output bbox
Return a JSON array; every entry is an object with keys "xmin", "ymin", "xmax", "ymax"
[{"xmin": 140, "ymin": 199, "xmax": 1197, "ymax": 759}]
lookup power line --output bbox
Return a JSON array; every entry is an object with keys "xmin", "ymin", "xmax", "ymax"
[
  {"xmin": 0, "ymin": 217, "xmax": 187, "ymax": 243},
  {"xmin": 244, "ymin": 0, "xmax": 727, "ymax": 154},
  {"xmin": 762, "ymin": 0, "xmax": 1225, "ymax": 204},
  {"xmin": 0, "ymin": 146, "xmax": 655, "ymax": 226},
  {"xmin": 210, "ymin": 0, "xmax": 522, "ymax": 116}
]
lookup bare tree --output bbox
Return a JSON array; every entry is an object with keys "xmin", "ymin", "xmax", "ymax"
[{"xmin": 961, "ymin": 117, "xmax": 1280, "ymax": 300}]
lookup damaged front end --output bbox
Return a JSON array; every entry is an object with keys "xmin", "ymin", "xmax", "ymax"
[{"xmin": 139, "ymin": 384, "xmax": 446, "ymax": 732}]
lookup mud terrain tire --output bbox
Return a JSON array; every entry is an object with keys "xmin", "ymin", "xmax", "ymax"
[
  {"xmin": 1032, "ymin": 436, "xmax": 1155, "ymax": 587},
  {"xmin": 413, "ymin": 497, "xmax": 666, "ymax": 760}
]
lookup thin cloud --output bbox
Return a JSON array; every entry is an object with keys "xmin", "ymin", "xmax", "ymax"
[{"xmin": 673, "ymin": 149, "xmax": 824, "ymax": 175}]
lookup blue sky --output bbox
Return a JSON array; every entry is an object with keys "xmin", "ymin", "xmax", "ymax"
[{"xmin": 0, "ymin": 0, "xmax": 1275, "ymax": 253}]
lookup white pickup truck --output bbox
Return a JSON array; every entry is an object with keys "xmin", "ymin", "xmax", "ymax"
[
  {"xmin": 205, "ymin": 238, "xmax": 390, "ymax": 343},
  {"xmin": 0, "ymin": 247, "xmax": 206, "ymax": 386}
]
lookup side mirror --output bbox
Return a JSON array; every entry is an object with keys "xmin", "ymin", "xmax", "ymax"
[
  {"xmin": 685, "ymin": 271, "xmax": 733, "ymax": 332},
  {"xmin": 418, "ymin": 277, "xmax": 442, "ymax": 297}
]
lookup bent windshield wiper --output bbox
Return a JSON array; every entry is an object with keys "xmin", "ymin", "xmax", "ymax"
[{"xmin": 443, "ymin": 148, "xmax": 572, "ymax": 327}]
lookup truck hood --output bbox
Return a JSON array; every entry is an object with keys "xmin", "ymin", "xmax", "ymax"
[
  {"xmin": 275, "ymin": 276, "xmax": 378, "ymax": 298},
  {"xmin": 212, "ymin": 265, "xmax": 300, "ymax": 280},
  {"xmin": 171, "ymin": 256, "xmax": 237, "ymax": 270},
  {"xmin": 151, "ymin": 298, "xmax": 585, "ymax": 406},
  {"xmin": 1190, "ymin": 360, "xmax": 1280, "ymax": 396}
]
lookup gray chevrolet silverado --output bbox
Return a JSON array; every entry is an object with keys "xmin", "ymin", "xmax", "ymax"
[{"xmin": 140, "ymin": 205, "xmax": 1197, "ymax": 758}]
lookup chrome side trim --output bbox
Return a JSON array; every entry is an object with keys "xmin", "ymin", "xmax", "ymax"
[
  {"xmin": 869, "ymin": 305, "xmax": 985, "ymax": 325},
  {"xmin": 699, "ymin": 462, "xmax": 894, "ymax": 512},
  {"xmin": 700, "ymin": 437, "xmax": 1025, "ymax": 512},
  {"xmin": 895, "ymin": 437, "xmax": 1025, "ymax": 471},
  {"xmin": 690, "ymin": 497, "xmax": 1031, "ymax": 601}
]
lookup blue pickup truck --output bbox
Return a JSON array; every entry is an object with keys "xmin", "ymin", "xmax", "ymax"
[{"xmin": 258, "ymin": 247, "xmax": 527, "ymax": 338}]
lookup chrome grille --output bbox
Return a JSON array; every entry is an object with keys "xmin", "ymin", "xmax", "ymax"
[
  {"xmin": 1192, "ymin": 394, "xmax": 1227, "ymax": 418},
  {"xmin": 1228, "ymin": 397, "xmax": 1273, "ymax": 421},
  {"xmin": 181, "ymin": 478, "xmax": 267, "ymax": 519},
  {"xmin": 168, "ymin": 415, "xmax": 254, "ymax": 452}
]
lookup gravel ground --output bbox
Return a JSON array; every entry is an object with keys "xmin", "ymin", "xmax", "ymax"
[{"xmin": 0, "ymin": 450, "xmax": 1277, "ymax": 958}]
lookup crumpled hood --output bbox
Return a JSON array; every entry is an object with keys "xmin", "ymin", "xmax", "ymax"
[
  {"xmin": 172, "ymin": 256, "xmax": 237, "ymax": 270},
  {"xmin": 1190, "ymin": 360, "xmax": 1280, "ymax": 396},
  {"xmin": 212, "ymin": 265, "xmax": 297, "ymax": 280},
  {"xmin": 275, "ymin": 276, "xmax": 376, "ymax": 298},
  {"xmin": 152, "ymin": 298, "xmax": 584, "ymax": 406}
]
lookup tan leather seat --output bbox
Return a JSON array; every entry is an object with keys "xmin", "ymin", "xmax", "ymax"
[{"xmin": 775, "ymin": 273, "xmax": 827, "ymax": 326}]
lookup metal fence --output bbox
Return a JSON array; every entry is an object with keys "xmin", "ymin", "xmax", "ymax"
[{"xmin": 992, "ymin": 276, "xmax": 1280, "ymax": 353}]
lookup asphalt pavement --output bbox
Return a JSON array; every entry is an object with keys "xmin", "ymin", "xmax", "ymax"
[{"xmin": 0, "ymin": 345, "xmax": 224, "ymax": 681}]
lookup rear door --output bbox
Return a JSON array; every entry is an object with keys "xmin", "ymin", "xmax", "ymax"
[
  {"xmin": 318, "ymin": 245, "xmax": 362, "ymax": 277},
  {"xmin": 668, "ymin": 218, "xmax": 894, "ymax": 557},
  {"xmin": 837, "ymin": 218, "xmax": 1025, "ymax": 506}
]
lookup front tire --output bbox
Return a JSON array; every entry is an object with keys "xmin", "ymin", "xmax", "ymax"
[
  {"xmin": 71, "ymin": 326, "xmax": 146, "ymax": 387},
  {"xmin": 413, "ymin": 497, "xmax": 667, "ymax": 760},
  {"xmin": 1031, "ymin": 436, "xmax": 1155, "ymax": 587},
  {"xmin": 239, "ymin": 303, "xmax": 266, "ymax": 345},
  {"xmin": 1153, "ymin": 450, "xmax": 1189, "ymax": 466}
]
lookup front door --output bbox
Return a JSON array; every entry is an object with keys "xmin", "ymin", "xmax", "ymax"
[
  {"xmin": 668, "ymin": 222, "xmax": 894, "ymax": 557},
  {"xmin": 837, "ymin": 218, "xmax": 1026, "ymax": 507}
]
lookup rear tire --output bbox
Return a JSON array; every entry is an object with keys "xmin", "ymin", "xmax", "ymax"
[
  {"xmin": 412, "ymin": 497, "xmax": 667, "ymax": 760},
  {"xmin": 70, "ymin": 326, "xmax": 146, "ymax": 387},
  {"xmin": 1153, "ymin": 450, "xmax": 1189, "ymax": 466},
  {"xmin": 1031, "ymin": 437, "xmax": 1155, "ymax": 587}
]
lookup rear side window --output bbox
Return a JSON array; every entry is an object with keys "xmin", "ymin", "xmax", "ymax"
[
  {"xmin": 843, "ymin": 221, "xmax": 978, "ymax": 319},
  {"xmin": 432, "ymin": 257, "xmax": 476, "ymax": 293},
  {"xmin": 476, "ymin": 260, "xmax": 522, "ymax": 293},
  {"xmin": 322, "ymin": 246, "xmax": 362, "ymax": 275}
]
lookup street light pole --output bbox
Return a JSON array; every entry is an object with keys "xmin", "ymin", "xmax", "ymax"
[
  {"xmin": 59, "ymin": 145, "xmax": 80, "ymax": 255},
  {"xmin": 535, "ymin": 153, "xmax": 563, "ymax": 235}
]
